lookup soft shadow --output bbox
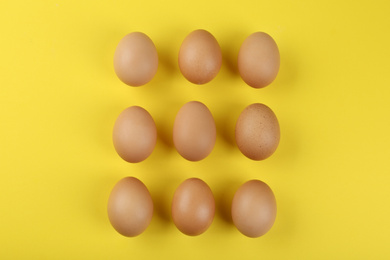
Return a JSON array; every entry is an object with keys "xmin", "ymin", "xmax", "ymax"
[
  {"xmin": 156, "ymin": 122, "xmax": 173, "ymax": 149},
  {"xmin": 268, "ymin": 190, "xmax": 297, "ymax": 244},
  {"xmin": 157, "ymin": 46, "xmax": 176, "ymax": 77},
  {"xmin": 219, "ymin": 30, "xmax": 248, "ymax": 77},
  {"xmin": 214, "ymin": 178, "xmax": 243, "ymax": 224},
  {"xmin": 272, "ymin": 112, "xmax": 302, "ymax": 171},
  {"xmin": 149, "ymin": 44, "xmax": 176, "ymax": 91},
  {"xmin": 270, "ymin": 42, "xmax": 300, "ymax": 95},
  {"xmin": 153, "ymin": 100, "xmax": 182, "ymax": 149},
  {"xmin": 144, "ymin": 27, "xmax": 188, "ymax": 92},
  {"xmin": 148, "ymin": 174, "xmax": 180, "ymax": 223},
  {"xmin": 215, "ymin": 102, "xmax": 245, "ymax": 148},
  {"xmin": 150, "ymin": 188, "xmax": 171, "ymax": 223}
]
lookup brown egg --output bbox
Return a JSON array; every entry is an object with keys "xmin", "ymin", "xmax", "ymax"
[
  {"xmin": 173, "ymin": 101, "xmax": 216, "ymax": 161},
  {"xmin": 231, "ymin": 180, "xmax": 277, "ymax": 238},
  {"xmin": 238, "ymin": 32, "xmax": 280, "ymax": 88},
  {"xmin": 113, "ymin": 106, "xmax": 157, "ymax": 163},
  {"xmin": 113, "ymin": 32, "xmax": 158, "ymax": 86},
  {"xmin": 172, "ymin": 178, "xmax": 215, "ymax": 236},
  {"xmin": 235, "ymin": 103, "xmax": 280, "ymax": 160},
  {"xmin": 107, "ymin": 177, "xmax": 154, "ymax": 237},
  {"xmin": 178, "ymin": 29, "xmax": 222, "ymax": 84}
]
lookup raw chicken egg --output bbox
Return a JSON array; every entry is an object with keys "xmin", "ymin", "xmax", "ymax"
[
  {"xmin": 238, "ymin": 32, "xmax": 280, "ymax": 88},
  {"xmin": 235, "ymin": 103, "xmax": 280, "ymax": 160},
  {"xmin": 231, "ymin": 180, "xmax": 277, "ymax": 238},
  {"xmin": 113, "ymin": 32, "xmax": 158, "ymax": 86},
  {"xmin": 172, "ymin": 178, "xmax": 215, "ymax": 236},
  {"xmin": 173, "ymin": 101, "xmax": 216, "ymax": 161},
  {"xmin": 178, "ymin": 29, "xmax": 222, "ymax": 84},
  {"xmin": 107, "ymin": 177, "xmax": 154, "ymax": 237},
  {"xmin": 112, "ymin": 106, "xmax": 157, "ymax": 163}
]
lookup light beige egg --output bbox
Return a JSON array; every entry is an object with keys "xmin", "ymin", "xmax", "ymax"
[
  {"xmin": 232, "ymin": 180, "xmax": 277, "ymax": 238},
  {"xmin": 113, "ymin": 32, "xmax": 158, "ymax": 86},
  {"xmin": 107, "ymin": 177, "xmax": 154, "ymax": 237},
  {"xmin": 235, "ymin": 103, "xmax": 280, "ymax": 160},
  {"xmin": 238, "ymin": 32, "xmax": 280, "ymax": 88},
  {"xmin": 172, "ymin": 178, "xmax": 215, "ymax": 236},
  {"xmin": 178, "ymin": 29, "xmax": 222, "ymax": 84},
  {"xmin": 173, "ymin": 101, "xmax": 216, "ymax": 161},
  {"xmin": 112, "ymin": 106, "xmax": 157, "ymax": 163}
]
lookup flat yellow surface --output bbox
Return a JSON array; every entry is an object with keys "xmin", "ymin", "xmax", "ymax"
[{"xmin": 1, "ymin": 0, "xmax": 389, "ymax": 259}]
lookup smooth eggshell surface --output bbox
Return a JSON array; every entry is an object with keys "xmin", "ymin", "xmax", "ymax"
[
  {"xmin": 231, "ymin": 180, "xmax": 277, "ymax": 238},
  {"xmin": 238, "ymin": 32, "xmax": 280, "ymax": 88},
  {"xmin": 171, "ymin": 178, "xmax": 215, "ymax": 236},
  {"xmin": 235, "ymin": 103, "xmax": 280, "ymax": 160},
  {"xmin": 178, "ymin": 29, "xmax": 222, "ymax": 84},
  {"xmin": 173, "ymin": 101, "xmax": 216, "ymax": 161},
  {"xmin": 107, "ymin": 177, "xmax": 154, "ymax": 237},
  {"xmin": 113, "ymin": 106, "xmax": 157, "ymax": 163},
  {"xmin": 113, "ymin": 32, "xmax": 158, "ymax": 86}
]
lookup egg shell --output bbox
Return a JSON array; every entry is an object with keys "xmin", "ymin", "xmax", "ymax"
[
  {"xmin": 235, "ymin": 103, "xmax": 280, "ymax": 160},
  {"xmin": 231, "ymin": 180, "xmax": 277, "ymax": 238},
  {"xmin": 112, "ymin": 106, "xmax": 157, "ymax": 163},
  {"xmin": 178, "ymin": 29, "xmax": 222, "ymax": 84},
  {"xmin": 238, "ymin": 32, "xmax": 280, "ymax": 88},
  {"xmin": 113, "ymin": 32, "xmax": 158, "ymax": 86},
  {"xmin": 107, "ymin": 177, "xmax": 154, "ymax": 237},
  {"xmin": 171, "ymin": 178, "xmax": 215, "ymax": 236},
  {"xmin": 173, "ymin": 101, "xmax": 216, "ymax": 161}
]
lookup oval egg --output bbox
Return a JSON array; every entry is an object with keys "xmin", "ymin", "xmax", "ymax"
[
  {"xmin": 231, "ymin": 180, "xmax": 277, "ymax": 238},
  {"xmin": 172, "ymin": 178, "xmax": 215, "ymax": 236},
  {"xmin": 107, "ymin": 177, "xmax": 154, "ymax": 237},
  {"xmin": 113, "ymin": 106, "xmax": 157, "ymax": 163},
  {"xmin": 178, "ymin": 29, "xmax": 222, "ymax": 84},
  {"xmin": 235, "ymin": 103, "xmax": 280, "ymax": 160},
  {"xmin": 113, "ymin": 32, "xmax": 158, "ymax": 86},
  {"xmin": 173, "ymin": 101, "xmax": 216, "ymax": 161},
  {"xmin": 238, "ymin": 32, "xmax": 280, "ymax": 88}
]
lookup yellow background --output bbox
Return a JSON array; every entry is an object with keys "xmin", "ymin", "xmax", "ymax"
[{"xmin": 1, "ymin": 0, "xmax": 389, "ymax": 258}]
